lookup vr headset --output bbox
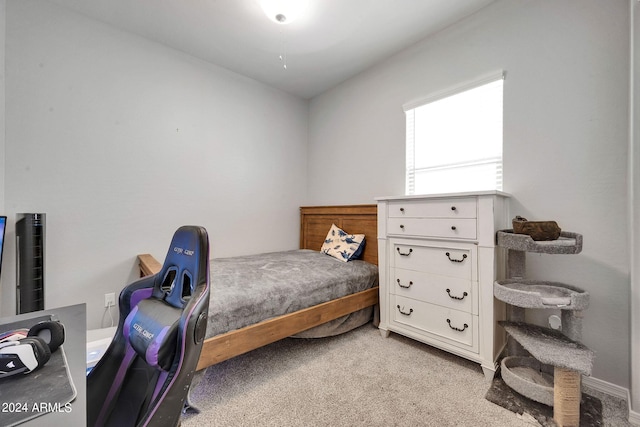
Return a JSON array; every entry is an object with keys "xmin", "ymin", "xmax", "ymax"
[{"xmin": 0, "ymin": 320, "xmax": 65, "ymax": 378}]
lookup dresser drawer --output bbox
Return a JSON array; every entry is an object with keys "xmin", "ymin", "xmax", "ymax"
[
  {"xmin": 388, "ymin": 198, "xmax": 477, "ymax": 218},
  {"xmin": 391, "ymin": 268, "xmax": 477, "ymax": 314},
  {"xmin": 388, "ymin": 217, "xmax": 477, "ymax": 239},
  {"xmin": 392, "ymin": 295, "xmax": 477, "ymax": 349},
  {"xmin": 393, "ymin": 243, "xmax": 473, "ymax": 280}
]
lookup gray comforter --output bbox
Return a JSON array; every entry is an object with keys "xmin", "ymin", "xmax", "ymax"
[{"xmin": 207, "ymin": 249, "xmax": 379, "ymax": 338}]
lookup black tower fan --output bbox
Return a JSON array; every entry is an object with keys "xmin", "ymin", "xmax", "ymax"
[{"xmin": 16, "ymin": 213, "xmax": 45, "ymax": 314}]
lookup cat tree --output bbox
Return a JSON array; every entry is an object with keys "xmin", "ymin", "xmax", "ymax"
[{"xmin": 494, "ymin": 229, "xmax": 594, "ymax": 427}]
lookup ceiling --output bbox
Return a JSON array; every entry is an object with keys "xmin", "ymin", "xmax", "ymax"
[{"xmin": 48, "ymin": 0, "xmax": 496, "ymax": 99}]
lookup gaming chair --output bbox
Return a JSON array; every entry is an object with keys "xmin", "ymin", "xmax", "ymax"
[{"xmin": 87, "ymin": 226, "xmax": 210, "ymax": 427}]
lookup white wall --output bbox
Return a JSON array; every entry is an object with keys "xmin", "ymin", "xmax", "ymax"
[
  {"xmin": 308, "ymin": 0, "xmax": 630, "ymax": 388},
  {"xmin": 1, "ymin": 0, "xmax": 308, "ymax": 329},
  {"xmin": 0, "ymin": 0, "xmax": 5, "ymax": 214},
  {"xmin": 630, "ymin": 0, "xmax": 639, "ymax": 417},
  {"xmin": 0, "ymin": 1, "xmax": 6, "ymax": 300}
]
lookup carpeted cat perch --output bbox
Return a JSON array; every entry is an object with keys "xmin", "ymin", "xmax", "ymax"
[{"xmin": 491, "ymin": 228, "xmax": 594, "ymax": 427}]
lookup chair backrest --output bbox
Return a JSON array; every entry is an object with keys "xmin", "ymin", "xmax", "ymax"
[{"xmin": 87, "ymin": 226, "xmax": 210, "ymax": 427}]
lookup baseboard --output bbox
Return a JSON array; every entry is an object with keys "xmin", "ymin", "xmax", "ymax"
[
  {"xmin": 582, "ymin": 375, "xmax": 628, "ymax": 400},
  {"xmin": 582, "ymin": 376, "xmax": 640, "ymax": 425}
]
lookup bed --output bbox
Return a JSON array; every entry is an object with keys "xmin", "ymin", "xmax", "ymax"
[{"xmin": 137, "ymin": 204, "xmax": 379, "ymax": 371}]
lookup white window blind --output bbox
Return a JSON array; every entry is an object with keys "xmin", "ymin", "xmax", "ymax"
[{"xmin": 405, "ymin": 73, "xmax": 504, "ymax": 195}]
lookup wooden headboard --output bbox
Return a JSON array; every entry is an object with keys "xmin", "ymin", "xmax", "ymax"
[{"xmin": 299, "ymin": 204, "xmax": 378, "ymax": 266}]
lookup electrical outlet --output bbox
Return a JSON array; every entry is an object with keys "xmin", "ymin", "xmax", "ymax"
[{"xmin": 104, "ymin": 293, "xmax": 116, "ymax": 308}]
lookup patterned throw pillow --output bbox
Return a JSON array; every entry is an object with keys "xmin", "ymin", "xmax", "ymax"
[{"xmin": 321, "ymin": 224, "xmax": 365, "ymax": 262}]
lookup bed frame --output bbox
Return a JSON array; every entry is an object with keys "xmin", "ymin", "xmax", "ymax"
[{"xmin": 137, "ymin": 204, "xmax": 378, "ymax": 370}]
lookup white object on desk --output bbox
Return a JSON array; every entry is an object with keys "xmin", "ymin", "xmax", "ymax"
[{"xmin": 86, "ymin": 326, "xmax": 116, "ymax": 374}]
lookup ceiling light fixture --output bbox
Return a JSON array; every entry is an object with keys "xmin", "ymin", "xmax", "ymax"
[
  {"xmin": 259, "ymin": 0, "xmax": 305, "ymax": 25},
  {"xmin": 259, "ymin": 0, "xmax": 309, "ymax": 70}
]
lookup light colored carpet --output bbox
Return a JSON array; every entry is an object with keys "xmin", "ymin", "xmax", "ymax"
[{"xmin": 182, "ymin": 323, "xmax": 630, "ymax": 426}]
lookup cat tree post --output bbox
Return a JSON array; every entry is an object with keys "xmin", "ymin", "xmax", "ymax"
[{"xmin": 554, "ymin": 367, "xmax": 582, "ymax": 427}]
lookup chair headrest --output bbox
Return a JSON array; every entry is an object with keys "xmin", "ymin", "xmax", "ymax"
[
  {"xmin": 124, "ymin": 299, "xmax": 181, "ymax": 371},
  {"xmin": 156, "ymin": 226, "xmax": 209, "ymax": 308}
]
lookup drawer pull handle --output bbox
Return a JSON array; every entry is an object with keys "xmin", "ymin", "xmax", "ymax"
[
  {"xmin": 447, "ymin": 319, "xmax": 468, "ymax": 332},
  {"xmin": 400, "ymin": 224, "xmax": 405, "ymax": 230},
  {"xmin": 451, "ymin": 226, "xmax": 457, "ymax": 231},
  {"xmin": 397, "ymin": 305, "xmax": 413, "ymax": 316},
  {"xmin": 451, "ymin": 206, "xmax": 457, "ymax": 211},
  {"xmin": 397, "ymin": 248, "xmax": 413, "ymax": 256},
  {"xmin": 445, "ymin": 252, "xmax": 467, "ymax": 263},
  {"xmin": 446, "ymin": 289, "xmax": 468, "ymax": 300},
  {"xmin": 400, "ymin": 207, "xmax": 405, "ymax": 213},
  {"xmin": 397, "ymin": 279, "xmax": 413, "ymax": 289}
]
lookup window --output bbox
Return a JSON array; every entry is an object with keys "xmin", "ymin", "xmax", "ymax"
[{"xmin": 404, "ymin": 73, "xmax": 504, "ymax": 195}]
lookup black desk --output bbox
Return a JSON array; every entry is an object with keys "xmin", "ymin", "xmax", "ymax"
[{"xmin": 0, "ymin": 304, "xmax": 86, "ymax": 426}]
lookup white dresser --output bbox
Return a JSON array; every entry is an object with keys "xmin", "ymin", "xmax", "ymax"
[{"xmin": 376, "ymin": 192, "xmax": 509, "ymax": 379}]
